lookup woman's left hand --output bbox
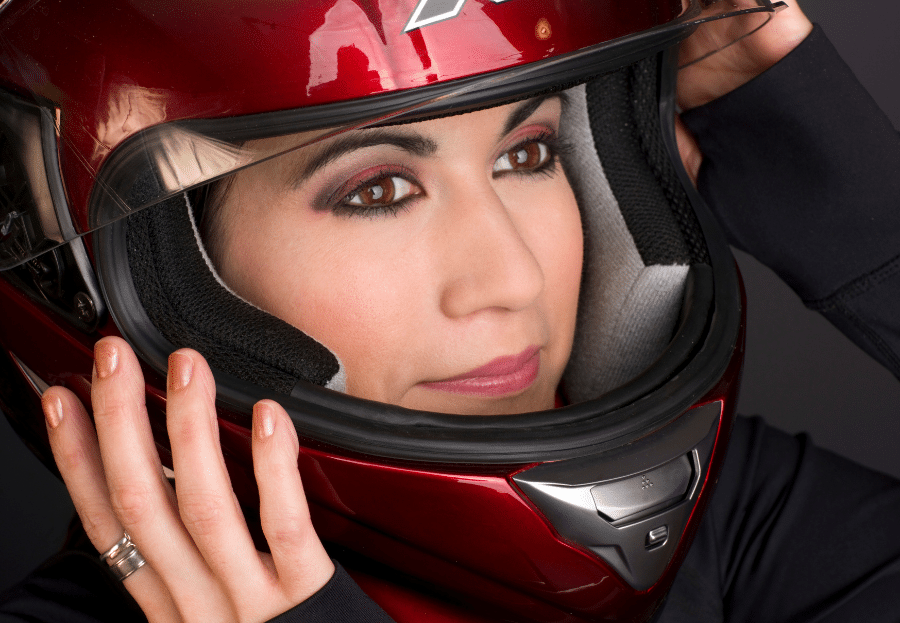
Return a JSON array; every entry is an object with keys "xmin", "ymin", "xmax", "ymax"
[
  {"xmin": 675, "ymin": 0, "xmax": 813, "ymax": 182},
  {"xmin": 41, "ymin": 336, "xmax": 335, "ymax": 623},
  {"xmin": 677, "ymin": 0, "xmax": 813, "ymax": 111}
]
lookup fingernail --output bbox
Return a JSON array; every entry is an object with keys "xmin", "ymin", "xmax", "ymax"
[
  {"xmin": 94, "ymin": 341, "xmax": 118, "ymax": 379},
  {"xmin": 42, "ymin": 393, "xmax": 63, "ymax": 429},
  {"xmin": 167, "ymin": 352, "xmax": 193, "ymax": 392},
  {"xmin": 255, "ymin": 402, "xmax": 275, "ymax": 440}
]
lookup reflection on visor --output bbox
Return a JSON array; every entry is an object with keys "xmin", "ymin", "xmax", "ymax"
[
  {"xmin": 678, "ymin": 0, "xmax": 788, "ymax": 68},
  {"xmin": 0, "ymin": 0, "xmax": 783, "ymax": 270}
]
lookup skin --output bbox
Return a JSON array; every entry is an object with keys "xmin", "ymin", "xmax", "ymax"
[
  {"xmin": 214, "ymin": 97, "xmax": 582, "ymax": 415},
  {"xmin": 40, "ymin": 4, "xmax": 814, "ymax": 622},
  {"xmin": 675, "ymin": 0, "xmax": 814, "ymax": 181}
]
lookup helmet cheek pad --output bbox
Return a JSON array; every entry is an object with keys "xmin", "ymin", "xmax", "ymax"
[
  {"xmin": 112, "ymin": 53, "xmax": 706, "ymax": 407},
  {"xmin": 123, "ymin": 191, "xmax": 346, "ymax": 394},
  {"xmin": 563, "ymin": 57, "xmax": 708, "ymax": 404}
]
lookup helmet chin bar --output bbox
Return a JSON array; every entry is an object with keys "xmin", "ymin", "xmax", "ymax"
[{"xmin": 514, "ymin": 401, "xmax": 720, "ymax": 590}]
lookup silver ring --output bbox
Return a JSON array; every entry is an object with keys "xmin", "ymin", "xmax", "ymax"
[{"xmin": 99, "ymin": 532, "xmax": 146, "ymax": 581}]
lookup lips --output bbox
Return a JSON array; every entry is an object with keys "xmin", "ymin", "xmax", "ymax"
[{"xmin": 422, "ymin": 346, "xmax": 541, "ymax": 397}]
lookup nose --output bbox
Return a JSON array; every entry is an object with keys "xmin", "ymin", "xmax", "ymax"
[{"xmin": 437, "ymin": 184, "xmax": 545, "ymax": 319}]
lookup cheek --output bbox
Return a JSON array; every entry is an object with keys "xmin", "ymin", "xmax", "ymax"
[
  {"xmin": 515, "ymin": 175, "xmax": 583, "ymax": 381},
  {"xmin": 228, "ymin": 214, "xmax": 432, "ymax": 401},
  {"xmin": 523, "ymin": 178, "xmax": 583, "ymax": 312},
  {"xmin": 295, "ymin": 263, "xmax": 412, "ymax": 350},
  {"xmin": 292, "ymin": 251, "xmax": 436, "ymax": 402}
]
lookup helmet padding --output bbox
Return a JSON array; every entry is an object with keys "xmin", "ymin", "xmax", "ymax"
[
  {"xmin": 561, "ymin": 58, "xmax": 706, "ymax": 402},
  {"xmin": 127, "ymin": 193, "xmax": 345, "ymax": 394},
  {"xmin": 124, "ymin": 54, "xmax": 706, "ymax": 405}
]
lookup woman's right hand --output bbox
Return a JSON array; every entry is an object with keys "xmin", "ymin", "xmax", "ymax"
[{"xmin": 41, "ymin": 336, "xmax": 335, "ymax": 623}]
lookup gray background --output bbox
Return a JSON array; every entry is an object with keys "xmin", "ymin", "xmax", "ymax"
[{"xmin": 2, "ymin": 0, "xmax": 899, "ymax": 594}]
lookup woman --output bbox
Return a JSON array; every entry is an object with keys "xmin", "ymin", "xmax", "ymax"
[{"xmin": 1, "ymin": 0, "xmax": 899, "ymax": 621}]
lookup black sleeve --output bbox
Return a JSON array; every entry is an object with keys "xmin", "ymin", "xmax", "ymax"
[
  {"xmin": 660, "ymin": 416, "xmax": 900, "ymax": 623},
  {"xmin": 658, "ymin": 27, "xmax": 900, "ymax": 622},
  {"xmin": 681, "ymin": 25, "xmax": 900, "ymax": 381},
  {"xmin": 0, "ymin": 550, "xmax": 147, "ymax": 623},
  {"xmin": 266, "ymin": 563, "xmax": 395, "ymax": 623},
  {"xmin": 0, "ymin": 549, "xmax": 394, "ymax": 623}
]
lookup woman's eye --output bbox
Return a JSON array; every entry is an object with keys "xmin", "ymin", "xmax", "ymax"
[
  {"xmin": 345, "ymin": 175, "xmax": 420, "ymax": 207},
  {"xmin": 493, "ymin": 141, "xmax": 551, "ymax": 174}
]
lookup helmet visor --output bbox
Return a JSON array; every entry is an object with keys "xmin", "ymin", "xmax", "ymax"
[
  {"xmin": 679, "ymin": 0, "xmax": 789, "ymax": 68},
  {"xmin": 0, "ymin": 0, "xmax": 783, "ymax": 270}
]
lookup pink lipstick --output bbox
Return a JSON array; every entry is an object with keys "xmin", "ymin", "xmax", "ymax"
[{"xmin": 422, "ymin": 346, "xmax": 540, "ymax": 397}]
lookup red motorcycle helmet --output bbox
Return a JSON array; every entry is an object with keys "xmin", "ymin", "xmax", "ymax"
[{"xmin": 0, "ymin": 0, "xmax": 779, "ymax": 620}]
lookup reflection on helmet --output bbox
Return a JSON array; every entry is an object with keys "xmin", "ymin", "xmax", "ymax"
[{"xmin": 0, "ymin": 1, "xmax": 752, "ymax": 620}]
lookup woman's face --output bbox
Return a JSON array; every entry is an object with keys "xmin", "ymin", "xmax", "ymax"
[{"xmin": 213, "ymin": 97, "xmax": 583, "ymax": 415}]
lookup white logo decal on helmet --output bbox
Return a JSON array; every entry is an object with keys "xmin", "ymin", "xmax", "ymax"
[{"xmin": 404, "ymin": 0, "xmax": 514, "ymax": 33}]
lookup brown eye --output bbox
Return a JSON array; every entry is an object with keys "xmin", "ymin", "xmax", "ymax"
[
  {"xmin": 345, "ymin": 175, "xmax": 419, "ymax": 207},
  {"xmin": 493, "ymin": 140, "xmax": 551, "ymax": 173}
]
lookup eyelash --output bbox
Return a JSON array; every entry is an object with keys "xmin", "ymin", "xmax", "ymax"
[
  {"xmin": 330, "ymin": 165, "xmax": 424, "ymax": 218},
  {"xmin": 497, "ymin": 130, "xmax": 570, "ymax": 180},
  {"xmin": 330, "ymin": 131, "xmax": 570, "ymax": 218}
]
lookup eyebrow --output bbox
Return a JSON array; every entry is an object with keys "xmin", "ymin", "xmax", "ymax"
[
  {"xmin": 290, "ymin": 131, "xmax": 438, "ymax": 187},
  {"xmin": 290, "ymin": 93, "xmax": 568, "ymax": 187},
  {"xmin": 502, "ymin": 92, "xmax": 567, "ymax": 136}
]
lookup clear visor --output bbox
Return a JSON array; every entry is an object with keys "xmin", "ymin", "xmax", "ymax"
[
  {"xmin": 679, "ymin": 0, "xmax": 789, "ymax": 68},
  {"xmin": 0, "ymin": 0, "xmax": 783, "ymax": 270}
]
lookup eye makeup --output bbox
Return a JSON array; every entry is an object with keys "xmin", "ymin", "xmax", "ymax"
[
  {"xmin": 302, "ymin": 98, "xmax": 571, "ymax": 219},
  {"xmin": 318, "ymin": 163, "xmax": 423, "ymax": 218},
  {"xmin": 315, "ymin": 132, "xmax": 571, "ymax": 218},
  {"xmin": 492, "ymin": 129, "xmax": 571, "ymax": 179},
  {"xmin": 331, "ymin": 165, "xmax": 425, "ymax": 218}
]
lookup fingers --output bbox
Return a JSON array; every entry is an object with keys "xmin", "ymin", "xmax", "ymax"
[
  {"xmin": 164, "ymin": 349, "xmax": 271, "ymax": 601},
  {"xmin": 89, "ymin": 337, "xmax": 230, "ymax": 617},
  {"xmin": 44, "ymin": 388, "xmax": 124, "ymax": 555},
  {"xmin": 50, "ymin": 336, "xmax": 332, "ymax": 622},
  {"xmin": 674, "ymin": 116, "xmax": 701, "ymax": 186},
  {"xmin": 677, "ymin": 0, "xmax": 814, "ymax": 110},
  {"xmin": 43, "ymin": 386, "xmax": 181, "ymax": 623},
  {"xmin": 253, "ymin": 400, "xmax": 334, "ymax": 604}
]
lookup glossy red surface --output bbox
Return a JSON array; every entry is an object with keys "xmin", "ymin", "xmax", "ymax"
[
  {"xmin": 217, "ymin": 355, "xmax": 743, "ymax": 621},
  {"xmin": 0, "ymin": 0, "xmax": 683, "ymax": 234},
  {"xmin": 0, "ymin": 4, "xmax": 747, "ymax": 612},
  {"xmin": 0, "ymin": 260, "xmax": 746, "ymax": 621}
]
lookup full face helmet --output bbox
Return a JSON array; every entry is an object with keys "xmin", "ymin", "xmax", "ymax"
[{"xmin": 0, "ymin": 0, "xmax": 781, "ymax": 620}]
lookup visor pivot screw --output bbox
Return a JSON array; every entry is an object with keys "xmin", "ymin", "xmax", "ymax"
[{"xmin": 74, "ymin": 292, "xmax": 96, "ymax": 324}]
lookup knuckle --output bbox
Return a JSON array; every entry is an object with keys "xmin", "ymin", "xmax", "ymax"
[
  {"xmin": 179, "ymin": 490, "xmax": 230, "ymax": 538},
  {"xmin": 91, "ymin": 376, "xmax": 144, "ymax": 415},
  {"xmin": 76, "ymin": 501, "xmax": 120, "ymax": 544},
  {"xmin": 54, "ymin": 443, "xmax": 88, "ymax": 474},
  {"xmin": 168, "ymin": 411, "xmax": 209, "ymax": 449},
  {"xmin": 265, "ymin": 460, "xmax": 299, "ymax": 486},
  {"xmin": 263, "ymin": 516, "xmax": 314, "ymax": 553},
  {"xmin": 110, "ymin": 482, "xmax": 156, "ymax": 526}
]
